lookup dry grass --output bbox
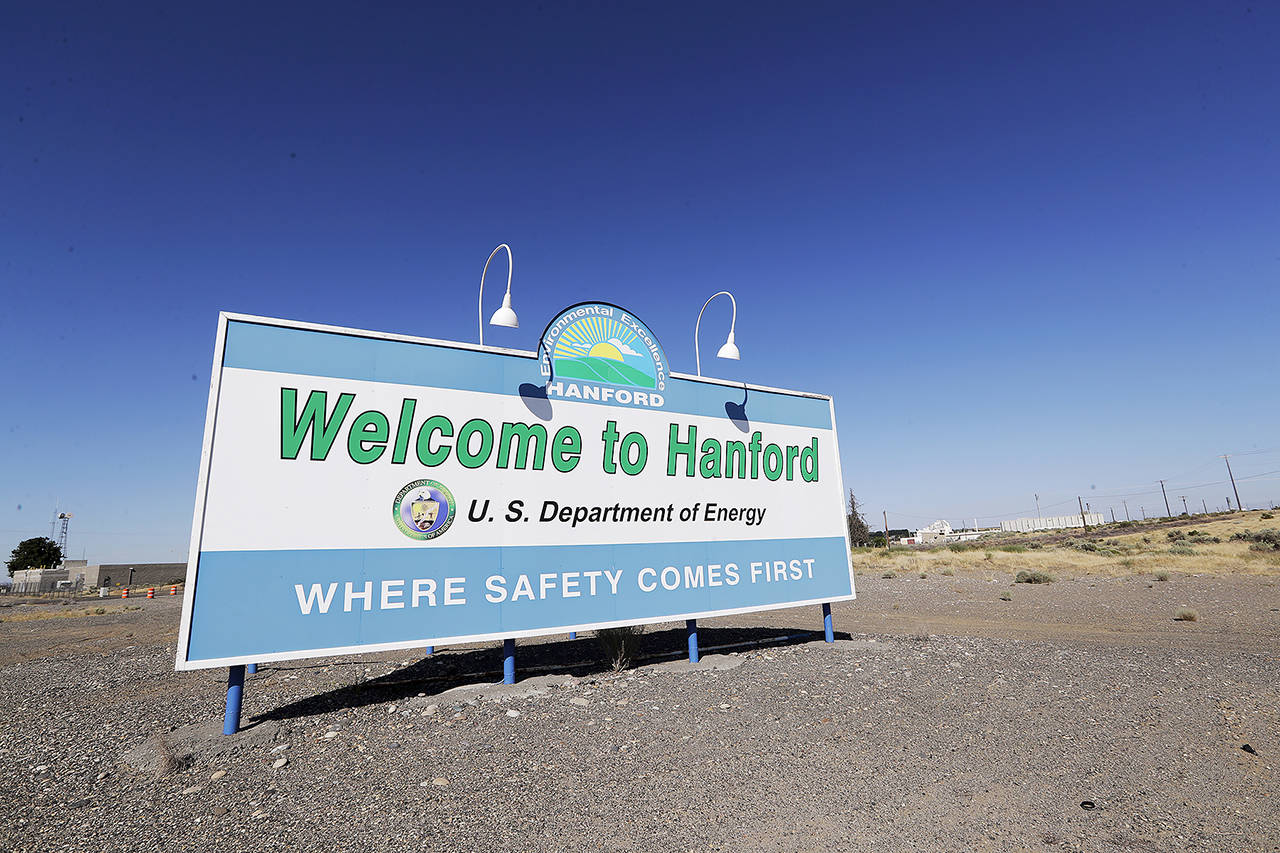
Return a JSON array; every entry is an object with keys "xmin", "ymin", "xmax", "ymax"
[
  {"xmin": 0, "ymin": 604, "xmax": 139, "ymax": 622},
  {"xmin": 854, "ymin": 510, "xmax": 1280, "ymax": 579}
]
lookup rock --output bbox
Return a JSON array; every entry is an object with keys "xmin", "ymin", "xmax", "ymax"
[
  {"xmin": 569, "ymin": 697, "xmax": 590, "ymax": 707},
  {"xmin": 424, "ymin": 704, "xmax": 439, "ymax": 716},
  {"xmin": 387, "ymin": 705, "xmax": 397, "ymax": 714},
  {"xmin": 181, "ymin": 785, "xmax": 203, "ymax": 794},
  {"xmin": 432, "ymin": 777, "xmax": 449, "ymax": 786},
  {"xmin": 270, "ymin": 744, "xmax": 289, "ymax": 753},
  {"xmin": 213, "ymin": 807, "xmax": 228, "ymax": 816},
  {"xmin": 272, "ymin": 757, "xmax": 287, "ymax": 769},
  {"xmin": 323, "ymin": 731, "xmax": 338, "ymax": 739},
  {"xmin": 505, "ymin": 710, "xmax": 521, "ymax": 717},
  {"xmin": 209, "ymin": 770, "xmax": 227, "ymax": 780}
]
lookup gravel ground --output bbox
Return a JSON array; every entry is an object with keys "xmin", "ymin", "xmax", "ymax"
[{"xmin": 2, "ymin": 571, "xmax": 1278, "ymax": 852}]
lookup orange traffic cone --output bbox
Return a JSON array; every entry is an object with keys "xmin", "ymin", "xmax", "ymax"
[
  {"xmin": 147, "ymin": 588, "xmax": 155, "ymax": 599},
  {"xmin": 121, "ymin": 588, "xmax": 129, "ymax": 599},
  {"xmin": 169, "ymin": 585, "xmax": 177, "ymax": 595}
]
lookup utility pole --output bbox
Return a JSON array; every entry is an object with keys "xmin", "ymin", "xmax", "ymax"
[
  {"xmin": 1222, "ymin": 455, "xmax": 1243, "ymax": 512},
  {"xmin": 1123, "ymin": 499, "xmax": 1130, "ymax": 521},
  {"xmin": 1141, "ymin": 506, "xmax": 1146, "ymax": 519},
  {"xmin": 1110, "ymin": 508, "xmax": 1116, "ymax": 523},
  {"xmin": 1159, "ymin": 480, "xmax": 1171, "ymax": 518},
  {"xmin": 1202, "ymin": 499, "xmax": 1208, "ymax": 515},
  {"xmin": 1179, "ymin": 496, "xmax": 1188, "ymax": 516},
  {"xmin": 1078, "ymin": 496, "xmax": 1089, "ymax": 532},
  {"xmin": 1035, "ymin": 493, "xmax": 1041, "ymax": 521},
  {"xmin": 1086, "ymin": 501, "xmax": 1091, "ymax": 514},
  {"xmin": 883, "ymin": 511, "xmax": 890, "ymax": 551},
  {"xmin": 1227, "ymin": 496, "xmax": 1233, "ymax": 511}
]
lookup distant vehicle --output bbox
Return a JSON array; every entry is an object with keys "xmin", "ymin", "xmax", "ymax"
[{"xmin": 55, "ymin": 580, "xmax": 75, "ymax": 589}]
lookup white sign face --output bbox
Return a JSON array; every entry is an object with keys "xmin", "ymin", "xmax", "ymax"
[{"xmin": 176, "ymin": 308, "xmax": 855, "ymax": 670}]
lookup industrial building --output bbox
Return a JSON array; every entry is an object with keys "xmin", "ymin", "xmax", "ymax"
[
  {"xmin": 1001, "ymin": 513, "xmax": 1104, "ymax": 533},
  {"xmin": 8, "ymin": 561, "xmax": 186, "ymax": 593}
]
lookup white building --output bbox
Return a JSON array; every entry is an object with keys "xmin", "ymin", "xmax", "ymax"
[{"xmin": 1001, "ymin": 513, "xmax": 1104, "ymax": 533}]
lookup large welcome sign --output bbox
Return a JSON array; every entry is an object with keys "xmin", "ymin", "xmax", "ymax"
[{"xmin": 176, "ymin": 306, "xmax": 855, "ymax": 669}]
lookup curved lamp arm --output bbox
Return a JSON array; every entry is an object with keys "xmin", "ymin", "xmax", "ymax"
[
  {"xmin": 478, "ymin": 243, "xmax": 515, "ymax": 347},
  {"xmin": 695, "ymin": 290, "xmax": 738, "ymax": 377}
]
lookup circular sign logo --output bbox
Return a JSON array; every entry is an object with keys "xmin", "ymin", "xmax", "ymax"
[{"xmin": 392, "ymin": 480, "xmax": 456, "ymax": 541}]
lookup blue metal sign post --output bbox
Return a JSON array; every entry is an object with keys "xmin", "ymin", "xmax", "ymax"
[{"xmin": 223, "ymin": 665, "xmax": 245, "ymax": 735}]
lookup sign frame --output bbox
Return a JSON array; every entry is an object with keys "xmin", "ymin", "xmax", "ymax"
[{"xmin": 175, "ymin": 311, "xmax": 855, "ymax": 671}]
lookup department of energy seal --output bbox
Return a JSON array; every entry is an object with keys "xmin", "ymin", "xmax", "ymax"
[{"xmin": 393, "ymin": 479, "xmax": 455, "ymax": 541}]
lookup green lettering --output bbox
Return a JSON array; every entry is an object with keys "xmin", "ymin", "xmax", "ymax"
[
  {"xmin": 456, "ymin": 419, "xmax": 495, "ymax": 468},
  {"xmin": 552, "ymin": 426, "xmax": 582, "ymax": 473},
  {"xmin": 667, "ymin": 423, "xmax": 697, "ymax": 477},
  {"xmin": 347, "ymin": 410, "xmax": 390, "ymax": 464},
  {"xmin": 497, "ymin": 422, "xmax": 547, "ymax": 470},
  {"xmin": 601, "ymin": 421, "xmax": 620, "ymax": 474},
  {"xmin": 390, "ymin": 398, "xmax": 416, "ymax": 464},
  {"xmin": 699, "ymin": 437, "xmax": 722, "ymax": 479},
  {"xmin": 415, "ymin": 415, "xmax": 453, "ymax": 467},
  {"xmin": 281, "ymin": 388, "xmax": 355, "ymax": 461},
  {"xmin": 619, "ymin": 432, "xmax": 648, "ymax": 476}
]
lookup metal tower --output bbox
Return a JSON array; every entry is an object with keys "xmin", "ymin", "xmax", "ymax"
[{"xmin": 56, "ymin": 512, "xmax": 73, "ymax": 564}]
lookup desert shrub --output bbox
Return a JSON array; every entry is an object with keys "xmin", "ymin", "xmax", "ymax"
[
  {"xmin": 1166, "ymin": 531, "xmax": 1183, "ymax": 541},
  {"xmin": 983, "ymin": 551, "xmax": 994, "ymax": 561},
  {"xmin": 1120, "ymin": 558, "xmax": 1136, "ymax": 568},
  {"xmin": 1155, "ymin": 571, "xmax": 1170, "ymax": 582},
  {"xmin": 1174, "ymin": 607, "xmax": 1198, "ymax": 622},
  {"xmin": 1262, "ymin": 513, "xmax": 1275, "ymax": 520},
  {"xmin": 1142, "ymin": 535, "xmax": 1152, "ymax": 543},
  {"xmin": 1027, "ymin": 541, "xmax": 1043, "ymax": 549},
  {"xmin": 1231, "ymin": 529, "xmax": 1280, "ymax": 551},
  {"xmin": 1067, "ymin": 539, "xmax": 1126, "ymax": 556},
  {"xmin": 1169, "ymin": 545, "xmax": 1195, "ymax": 556},
  {"xmin": 997, "ymin": 545, "xmax": 1027, "ymax": 553},
  {"xmin": 1187, "ymin": 533, "xmax": 1220, "ymax": 544},
  {"xmin": 596, "ymin": 626, "xmax": 643, "ymax": 672},
  {"xmin": 918, "ymin": 572, "xmax": 928, "ymax": 579},
  {"xmin": 93, "ymin": 607, "xmax": 105, "ymax": 614},
  {"xmin": 999, "ymin": 591, "xmax": 1012, "ymax": 601},
  {"xmin": 1014, "ymin": 570, "xmax": 1053, "ymax": 584},
  {"xmin": 941, "ymin": 568, "xmax": 954, "ymax": 576},
  {"xmin": 947, "ymin": 542, "xmax": 977, "ymax": 553},
  {"xmin": 881, "ymin": 570, "xmax": 897, "ymax": 579}
]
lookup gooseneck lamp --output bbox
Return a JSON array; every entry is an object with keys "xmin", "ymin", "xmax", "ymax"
[
  {"xmin": 695, "ymin": 290, "xmax": 740, "ymax": 376},
  {"xmin": 479, "ymin": 243, "xmax": 518, "ymax": 346}
]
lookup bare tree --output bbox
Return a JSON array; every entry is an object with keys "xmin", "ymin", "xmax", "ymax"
[{"xmin": 846, "ymin": 491, "xmax": 871, "ymax": 546}]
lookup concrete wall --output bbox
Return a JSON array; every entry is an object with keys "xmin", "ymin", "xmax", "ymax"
[{"xmin": 86, "ymin": 563, "xmax": 187, "ymax": 588}]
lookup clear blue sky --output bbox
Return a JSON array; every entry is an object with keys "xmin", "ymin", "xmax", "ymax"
[{"xmin": 3, "ymin": 2, "xmax": 1278, "ymax": 563}]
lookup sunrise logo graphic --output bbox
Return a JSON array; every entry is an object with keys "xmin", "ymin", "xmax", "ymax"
[{"xmin": 541, "ymin": 304, "xmax": 667, "ymax": 394}]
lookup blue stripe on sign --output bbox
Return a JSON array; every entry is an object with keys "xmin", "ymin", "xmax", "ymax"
[
  {"xmin": 185, "ymin": 536, "xmax": 852, "ymax": 662},
  {"xmin": 222, "ymin": 320, "xmax": 832, "ymax": 430}
]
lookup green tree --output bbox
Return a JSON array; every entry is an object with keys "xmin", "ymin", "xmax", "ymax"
[
  {"xmin": 6, "ymin": 537, "xmax": 63, "ymax": 576},
  {"xmin": 846, "ymin": 491, "xmax": 872, "ymax": 546}
]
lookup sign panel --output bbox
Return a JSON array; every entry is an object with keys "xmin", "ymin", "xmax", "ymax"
[{"xmin": 176, "ymin": 307, "xmax": 855, "ymax": 670}]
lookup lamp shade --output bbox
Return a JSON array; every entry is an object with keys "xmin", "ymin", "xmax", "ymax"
[
  {"xmin": 716, "ymin": 331, "xmax": 740, "ymax": 361},
  {"xmin": 489, "ymin": 292, "xmax": 519, "ymax": 328}
]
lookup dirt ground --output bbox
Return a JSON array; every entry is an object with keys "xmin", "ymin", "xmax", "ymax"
[{"xmin": 2, "ymin": 565, "xmax": 1278, "ymax": 852}]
